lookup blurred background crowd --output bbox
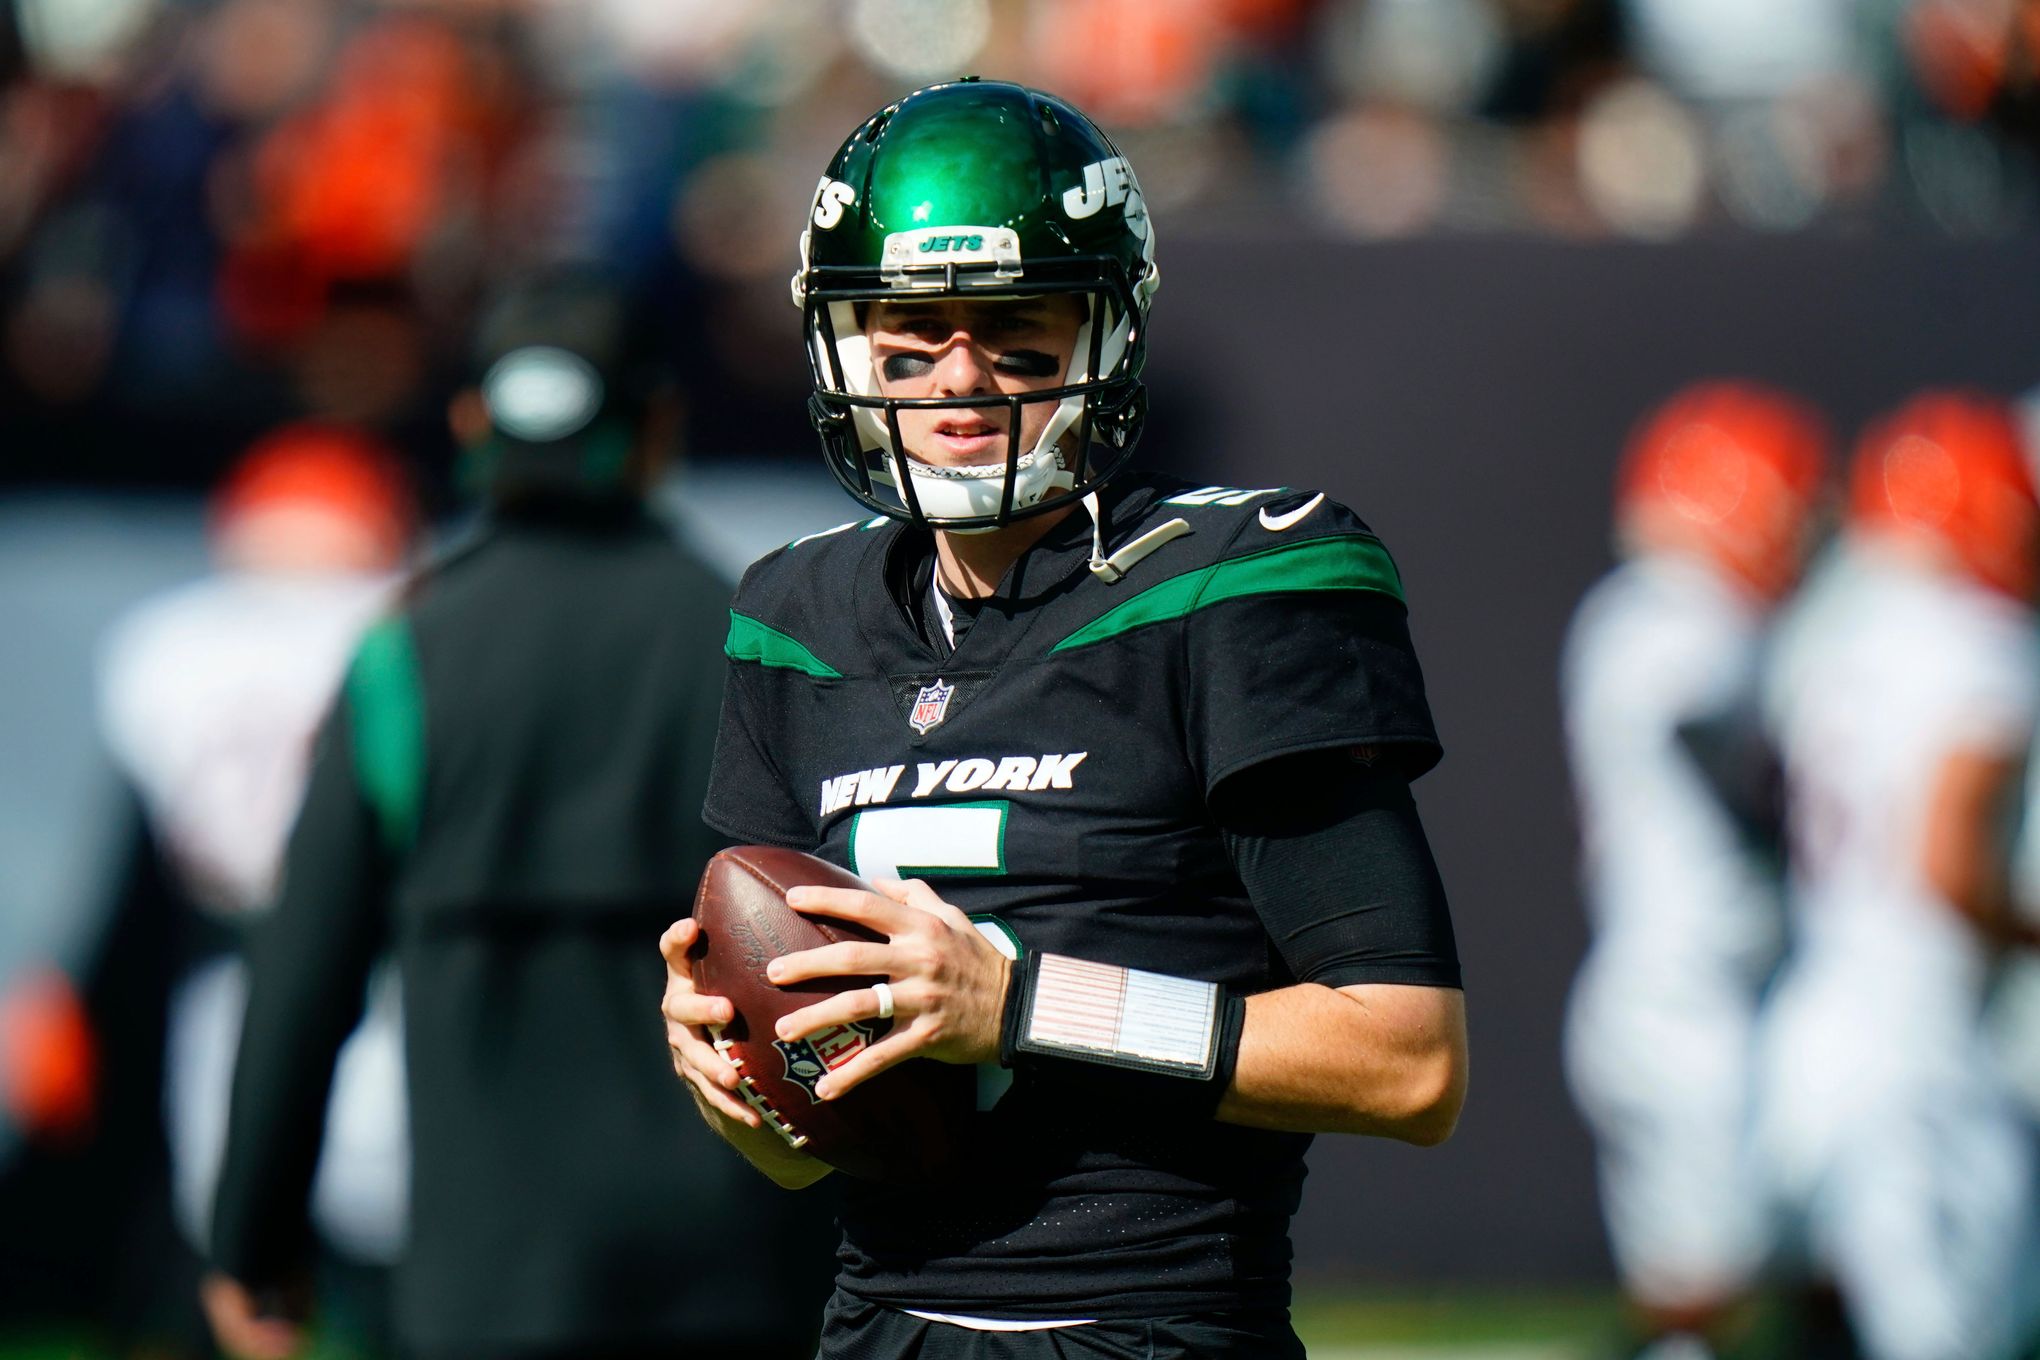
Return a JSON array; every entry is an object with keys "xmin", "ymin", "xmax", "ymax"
[
  {"xmin": 7, "ymin": 0, "xmax": 2040, "ymax": 494},
  {"xmin": 10, "ymin": 0, "xmax": 2040, "ymax": 1358}
]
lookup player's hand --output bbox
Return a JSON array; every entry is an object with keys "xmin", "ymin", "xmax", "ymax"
[
  {"xmin": 658, "ymin": 917, "xmax": 761, "ymax": 1129},
  {"xmin": 771, "ymin": 877, "xmax": 1012, "ymax": 1100},
  {"xmin": 200, "ymin": 1272, "xmax": 308, "ymax": 1360}
]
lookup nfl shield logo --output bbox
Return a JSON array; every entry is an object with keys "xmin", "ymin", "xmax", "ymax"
[
  {"xmin": 773, "ymin": 1021, "xmax": 877, "ymax": 1100},
  {"xmin": 909, "ymin": 678, "xmax": 955, "ymax": 734}
]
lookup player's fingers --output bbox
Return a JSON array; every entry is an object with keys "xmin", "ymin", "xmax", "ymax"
[
  {"xmin": 663, "ymin": 1018, "xmax": 737, "ymax": 1083},
  {"xmin": 680, "ymin": 1046, "xmax": 759, "ymax": 1126},
  {"xmin": 784, "ymin": 884, "xmax": 910, "ymax": 933},
  {"xmin": 896, "ymin": 877, "xmax": 972, "ymax": 928},
  {"xmin": 871, "ymin": 876, "xmax": 966, "ymax": 926},
  {"xmin": 219, "ymin": 1315, "xmax": 302, "ymax": 1360},
  {"xmin": 200, "ymin": 1276, "xmax": 303, "ymax": 1360},
  {"xmin": 766, "ymin": 940, "xmax": 892, "ymax": 986},
  {"xmin": 661, "ymin": 976, "xmax": 732, "ymax": 1028},
  {"xmin": 665, "ymin": 1022, "xmax": 755, "ymax": 1121},
  {"xmin": 774, "ymin": 983, "xmax": 896, "ymax": 1043},
  {"xmin": 663, "ymin": 1011, "xmax": 730, "ymax": 1064},
  {"xmin": 657, "ymin": 917, "xmax": 698, "ymax": 964},
  {"xmin": 812, "ymin": 1026, "xmax": 922, "ymax": 1101}
]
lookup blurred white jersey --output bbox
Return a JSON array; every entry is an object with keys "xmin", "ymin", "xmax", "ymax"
[
  {"xmin": 100, "ymin": 572, "xmax": 395, "ymax": 913},
  {"xmin": 1766, "ymin": 546, "xmax": 2035, "ymax": 1018},
  {"xmin": 1560, "ymin": 552, "xmax": 1781, "ymax": 1306},
  {"xmin": 98, "ymin": 568, "xmax": 409, "ymax": 1265},
  {"xmin": 1564, "ymin": 554, "xmax": 1782, "ymax": 973},
  {"xmin": 1758, "ymin": 543, "xmax": 2040, "ymax": 1360}
]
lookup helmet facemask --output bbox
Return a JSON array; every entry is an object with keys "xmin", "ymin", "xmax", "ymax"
[{"xmin": 802, "ymin": 255, "xmax": 1150, "ymax": 532}]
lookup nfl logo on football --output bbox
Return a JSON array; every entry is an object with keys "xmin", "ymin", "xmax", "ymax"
[
  {"xmin": 773, "ymin": 1022, "xmax": 875, "ymax": 1100},
  {"xmin": 909, "ymin": 678, "xmax": 955, "ymax": 734}
]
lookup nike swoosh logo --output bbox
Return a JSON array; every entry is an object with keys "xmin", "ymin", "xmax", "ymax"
[{"xmin": 1258, "ymin": 492, "xmax": 1324, "ymax": 532}]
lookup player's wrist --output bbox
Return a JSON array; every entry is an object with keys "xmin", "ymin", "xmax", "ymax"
[
  {"xmin": 998, "ymin": 952, "xmax": 1246, "ymax": 1112},
  {"xmin": 984, "ymin": 953, "xmax": 1015, "ymax": 1060}
]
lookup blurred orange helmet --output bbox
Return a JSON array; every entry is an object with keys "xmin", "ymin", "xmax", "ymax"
[
  {"xmin": 0, "ymin": 969, "xmax": 96, "ymax": 1144},
  {"xmin": 211, "ymin": 423, "xmax": 415, "ymax": 573},
  {"xmin": 1617, "ymin": 380, "xmax": 1830, "ymax": 599},
  {"xmin": 1847, "ymin": 390, "xmax": 2040, "ymax": 598}
]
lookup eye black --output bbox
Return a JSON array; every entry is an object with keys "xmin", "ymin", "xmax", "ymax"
[
  {"xmin": 995, "ymin": 350, "xmax": 1059, "ymax": 379},
  {"xmin": 882, "ymin": 354, "xmax": 934, "ymax": 381}
]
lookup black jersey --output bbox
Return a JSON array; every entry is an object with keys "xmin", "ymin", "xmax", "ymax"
[{"xmin": 704, "ymin": 471, "xmax": 1446, "ymax": 1320}]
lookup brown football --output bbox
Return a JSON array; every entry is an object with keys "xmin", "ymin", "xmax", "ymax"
[{"xmin": 689, "ymin": 845, "xmax": 974, "ymax": 1183}]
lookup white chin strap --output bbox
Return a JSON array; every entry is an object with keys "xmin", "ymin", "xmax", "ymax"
[{"xmin": 887, "ymin": 445, "xmax": 1076, "ymax": 531}]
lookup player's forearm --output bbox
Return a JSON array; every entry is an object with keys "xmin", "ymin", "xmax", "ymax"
[
  {"xmin": 1216, "ymin": 982, "xmax": 1467, "ymax": 1144},
  {"xmin": 685, "ymin": 1086, "xmax": 835, "ymax": 1189}
]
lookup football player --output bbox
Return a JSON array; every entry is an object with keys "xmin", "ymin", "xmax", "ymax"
[
  {"xmin": 660, "ymin": 79, "xmax": 1467, "ymax": 1358},
  {"xmin": 97, "ymin": 424, "xmax": 416, "ymax": 1302},
  {"xmin": 1757, "ymin": 391, "xmax": 2040, "ymax": 1360},
  {"xmin": 1561, "ymin": 383, "xmax": 1828, "ymax": 1360}
]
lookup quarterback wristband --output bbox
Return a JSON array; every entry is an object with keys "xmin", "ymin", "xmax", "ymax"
[{"xmin": 1000, "ymin": 951, "xmax": 1246, "ymax": 1088}]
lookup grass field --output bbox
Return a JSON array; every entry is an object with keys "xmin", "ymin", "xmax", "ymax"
[{"xmin": 1294, "ymin": 1288, "xmax": 1619, "ymax": 1357}]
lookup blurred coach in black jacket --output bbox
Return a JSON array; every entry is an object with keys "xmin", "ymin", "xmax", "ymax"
[{"xmin": 205, "ymin": 272, "xmax": 835, "ymax": 1360}]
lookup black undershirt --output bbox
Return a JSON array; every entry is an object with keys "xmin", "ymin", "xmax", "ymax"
[{"xmin": 1215, "ymin": 749, "xmax": 1460, "ymax": 990}]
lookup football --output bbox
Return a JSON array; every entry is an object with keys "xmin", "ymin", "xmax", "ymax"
[{"xmin": 690, "ymin": 845, "xmax": 974, "ymax": 1183}]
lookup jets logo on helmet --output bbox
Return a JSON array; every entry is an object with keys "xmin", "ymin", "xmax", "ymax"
[
  {"xmin": 791, "ymin": 79, "xmax": 1160, "ymax": 531},
  {"xmin": 1062, "ymin": 156, "xmax": 1146, "ymax": 231},
  {"xmin": 812, "ymin": 178, "xmax": 856, "ymax": 230}
]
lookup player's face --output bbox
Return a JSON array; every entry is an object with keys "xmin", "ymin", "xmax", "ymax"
[{"xmin": 865, "ymin": 296, "xmax": 1086, "ymax": 468}]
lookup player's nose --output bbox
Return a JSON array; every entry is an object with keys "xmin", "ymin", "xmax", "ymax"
[{"xmin": 931, "ymin": 336, "xmax": 993, "ymax": 397}]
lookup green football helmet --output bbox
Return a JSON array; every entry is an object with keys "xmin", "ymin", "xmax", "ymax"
[{"xmin": 792, "ymin": 79, "xmax": 1160, "ymax": 530}]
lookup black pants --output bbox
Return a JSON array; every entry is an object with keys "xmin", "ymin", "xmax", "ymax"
[{"xmin": 815, "ymin": 1291, "xmax": 1306, "ymax": 1359}]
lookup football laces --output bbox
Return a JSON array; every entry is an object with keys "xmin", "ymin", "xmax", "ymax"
[{"xmin": 711, "ymin": 1026, "xmax": 809, "ymax": 1150}]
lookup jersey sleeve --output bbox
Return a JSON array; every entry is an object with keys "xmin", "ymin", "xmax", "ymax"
[
  {"xmin": 1181, "ymin": 497, "xmax": 1441, "ymax": 795},
  {"xmin": 1219, "ymin": 753, "xmax": 1461, "ymax": 989},
  {"xmin": 702, "ymin": 650, "xmax": 818, "ymax": 850}
]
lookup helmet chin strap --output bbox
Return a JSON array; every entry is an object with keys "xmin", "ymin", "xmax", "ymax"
[
  {"xmin": 1081, "ymin": 491, "xmax": 1191, "ymax": 583},
  {"xmin": 890, "ymin": 442, "xmax": 1074, "ymax": 530}
]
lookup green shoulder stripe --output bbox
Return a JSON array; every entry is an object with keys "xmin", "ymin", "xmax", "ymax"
[
  {"xmin": 1051, "ymin": 533, "xmax": 1404, "ymax": 653},
  {"xmin": 725, "ymin": 610, "xmax": 843, "ymax": 679},
  {"xmin": 345, "ymin": 615, "xmax": 426, "ymax": 853}
]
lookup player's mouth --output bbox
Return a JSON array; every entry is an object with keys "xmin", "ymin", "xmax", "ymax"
[{"xmin": 927, "ymin": 418, "xmax": 1008, "ymax": 459}]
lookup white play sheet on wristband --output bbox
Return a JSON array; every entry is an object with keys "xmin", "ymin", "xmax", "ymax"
[{"xmin": 1029, "ymin": 954, "xmax": 1219, "ymax": 1071}]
